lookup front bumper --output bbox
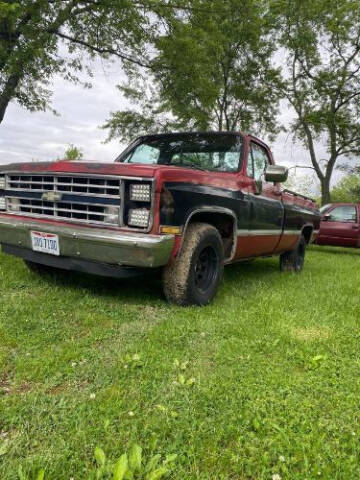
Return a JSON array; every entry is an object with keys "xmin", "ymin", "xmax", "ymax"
[{"xmin": 0, "ymin": 215, "xmax": 174, "ymax": 268}]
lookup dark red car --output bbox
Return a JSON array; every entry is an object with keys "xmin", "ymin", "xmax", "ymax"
[{"xmin": 316, "ymin": 203, "xmax": 360, "ymax": 248}]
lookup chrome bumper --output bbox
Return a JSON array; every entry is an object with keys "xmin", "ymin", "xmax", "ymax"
[{"xmin": 0, "ymin": 215, "xmax": 174, "ymax": 268}]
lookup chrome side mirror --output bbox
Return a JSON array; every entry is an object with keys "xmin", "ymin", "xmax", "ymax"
[
  {"xmin": 322, "ymin": 213, "xmax": 331, "ymax": 221},
  {"xmin": 265, "ymin": 165, "xmax": 288, "ymax": 183}
]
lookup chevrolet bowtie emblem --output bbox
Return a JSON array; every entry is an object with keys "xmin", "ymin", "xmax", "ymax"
[{"xmin": 42, "ymin": 191, "xmax": 62, "ymax": 202}]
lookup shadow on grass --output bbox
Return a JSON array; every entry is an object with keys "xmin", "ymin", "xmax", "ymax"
[{"xmin": 32, "ymin": 257, "xmax": 280, "ymax": 306}]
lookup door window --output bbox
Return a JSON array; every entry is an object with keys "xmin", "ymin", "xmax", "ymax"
[
  {"xmin": 328, "ymin": 205, "xmax": 357, "ymax": 223},
  {"xmin": 247, "ymin": 143, "xmax": 270, "ymax": 181}
]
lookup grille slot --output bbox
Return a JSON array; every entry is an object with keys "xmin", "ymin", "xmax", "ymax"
[
  {"xmin": 8, "ymin": 175, "xmax": 120, "ymax": 197},
  {"xmin": 5, "ymin": 174, "xmax": 121, "ymax": 226}
]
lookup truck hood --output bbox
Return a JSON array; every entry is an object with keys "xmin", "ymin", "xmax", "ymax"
[
  {"xmin": 0, "ymin": 160, "xmax": 164, "ymax": 178},
  {"xmin": 0, "ymin": 160, "xmax": 235, "ymax": 192}
]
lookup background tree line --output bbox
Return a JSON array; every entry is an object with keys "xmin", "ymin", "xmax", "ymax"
[{"xmin": 1, "ymin": 0, "xmax": 360, "ymax": 204}]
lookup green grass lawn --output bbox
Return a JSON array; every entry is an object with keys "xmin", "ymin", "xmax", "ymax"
[{"xmin": 0, "ymin": 244, "xmax": 360, "ymax": 479}]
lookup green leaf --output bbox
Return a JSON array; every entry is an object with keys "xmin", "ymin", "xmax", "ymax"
[
  {"xmin": 113, "ymin": 453, "xmax": 128, "ymax": 480},
  {"xmin": 146, "ymin": 466, "xmax": 169, "ymax": 480},
  {"xmin": 128, "ymin": 444, "xmax": 142, "ymax": 472},
  {"xmin": 36, "ymin": 469, "xmax": 45, "ymax": 480},
  {"xmin": 163, "ymin": 453, "xmax": 177, "ymax": 464},
  {"xmin": 178, "ymin": 374, "xmax": 185, "ymax": 385},
  {"xmin": 94, "ymin": 447, "xmax": 106, "ymax": 467},
  {"xmin": 145, "ymin": 454, "xmax": 161, "ymax": 473}
]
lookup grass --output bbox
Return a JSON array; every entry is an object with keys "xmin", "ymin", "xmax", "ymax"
[{"xmin": 0, "ymin": 244, "xmax": 360, "ymax": 479}]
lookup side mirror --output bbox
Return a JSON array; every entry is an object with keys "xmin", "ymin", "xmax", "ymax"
[
  {"xmin": 322, "ymin": 213, "xmax": 330, "ymax": 221},
  {"xmin": 265, "ymin": 165, "xmax": 288, "ymax": 183}
]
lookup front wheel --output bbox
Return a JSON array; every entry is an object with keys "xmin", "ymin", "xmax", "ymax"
[
  {"xmin": 162, "ymin": 222, "xmax": 224, "ymax": 306},
  {"xmin": 279, "ymin": 235, "xmax": 306, "ymax": 272}
]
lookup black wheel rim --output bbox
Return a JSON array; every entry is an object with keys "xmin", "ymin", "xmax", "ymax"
[{"xmin": 194, "ymin": 245, "xmax": 218, "ymax": 292}]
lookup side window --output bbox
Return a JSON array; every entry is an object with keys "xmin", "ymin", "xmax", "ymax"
[
  {"xmin": 328, "ymin": 205, "xmax": 357, "ymax": 223},
  {"xmin": 247, "ymin": 143, "xmax": 270, "ymax": 181}
]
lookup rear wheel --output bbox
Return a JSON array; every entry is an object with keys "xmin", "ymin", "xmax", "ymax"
[
  {"xmin": 279, "ymin": 235, "xmax": 306, "ymax": 272},
  {"xmin": 162, "ymin": 222, "xmax": 224, "ymax": 306}
]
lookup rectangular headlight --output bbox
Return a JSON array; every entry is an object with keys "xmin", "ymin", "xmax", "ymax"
[
  {"xmin": 0, "ymin": 176, "xmax": 5, "ymax": 189},
  {"xmin": 130, "ymin": 183, "xmax": 151, "ymax": 202},
  {"xmin": 0, "ymin": 197, "xmax": 6, "ymax": 211},
  {"xmin": 128, "ymin": 208, "xmax": 150, "ymax": 228}
]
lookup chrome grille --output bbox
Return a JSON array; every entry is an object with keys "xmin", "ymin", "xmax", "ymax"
[
  {"xmin": 7, "ymin": 175, "xmax": 120, "ymax": 197},
  {"xmin": 5, "ymin": 174, "xmax": 121, "ymax": 226}
]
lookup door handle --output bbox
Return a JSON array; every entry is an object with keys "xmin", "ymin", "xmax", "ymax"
[{"xmin": 352, "ymin": 225, "xmax": 360, "ymax": 230}]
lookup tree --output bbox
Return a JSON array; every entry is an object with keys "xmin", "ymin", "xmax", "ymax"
[
  {"xmin": 103, "ymin": 0, "xmax": 282, "ymax": 143},
  {"xmin": 60, "ymin": 143, "xmax": 83, "ymax": 161},
  {"xmin": 331, "ymin": 174, "xmax": 360, "ymax": 203},
  {"xmin": 277, "ymin": 0, "xmax": 360, "ymax": 205},
  {"xmin": 0, "ymin": 0, "xmax": 188, "ymax": 126}
]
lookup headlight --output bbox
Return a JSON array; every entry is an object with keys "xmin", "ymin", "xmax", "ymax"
[
  {"xmin": 130, "ymin": 183, "xmax": 151, "ymax": 202},
  {"xmin": 7, "ymin": 197, "xmax": 19, "ymax": 212},
  {"xmin": 104, "ymin": 206, "xmax": 119, "ymax": 224},
  {"xmin": 0, "ymin": 176, "xmax": 5, "ymax": 189},
  {"xmin": 128, "ymin": 208, "xmax": 150, "ymax": 228},
  {"xmin": 0, "ymin": 197, "xmax": 5, "ymax": 211}
]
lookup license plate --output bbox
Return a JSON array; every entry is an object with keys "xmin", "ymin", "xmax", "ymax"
[{"xmin": 30, "ymin": 231, "xmax": 60, "ymax": 256}]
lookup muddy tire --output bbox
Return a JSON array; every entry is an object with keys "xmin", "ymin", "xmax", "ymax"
[
  {"xmin": 24, "ymin": 260, "xmax": 59, "ymax": 275},
  {"xmin": 162, "ymin": 222, "xmax": 224, "ymax": 306},
  {"xmin": 279, "ymin": 235, "xmax": 306, "ymax": 272}
]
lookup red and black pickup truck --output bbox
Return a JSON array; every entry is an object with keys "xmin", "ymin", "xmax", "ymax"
[{"xmin": 0, "ymin": 132, "xmax": 320, "ymax": 305}]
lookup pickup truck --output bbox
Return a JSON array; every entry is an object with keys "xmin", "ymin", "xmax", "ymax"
[
  {"xmin": 0, "ymin": 132, "xmax": 320, "ymax": 305},
  {"xmin": 316, "ymin": 203, "xmax": 360, "ymax": 248}
]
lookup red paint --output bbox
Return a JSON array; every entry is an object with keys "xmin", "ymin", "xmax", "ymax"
[{"xmin": 317, "ymin": 203, "xmax": 360, "ymax": 248}]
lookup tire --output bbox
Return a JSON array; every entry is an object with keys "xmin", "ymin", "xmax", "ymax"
[
  {"xmin": 162, "ymin": 222, "xmax": 224, "ymax": 306},
  {"xmin": 24, "ymin": 260, "xmax": 59, "ymax": 275},
  {"xmin": 279, "ymin": 235, "xmax": 306, "ymax": 272}
]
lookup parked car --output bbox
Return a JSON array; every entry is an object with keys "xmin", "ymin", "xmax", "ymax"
[
  {"xmin": 316, "ymin": 203, "xmax": 360, "ymax": 248},
  {"xmin": 0, "ymin": 132, "xmax": 320, "ymax": 305}
]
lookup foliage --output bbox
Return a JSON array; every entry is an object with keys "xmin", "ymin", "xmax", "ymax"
[
  {"xmin": 103, "ymin": 0, "xmax": 282, "ymax": 143},
  {"xmin": 93, "ymin": 443, "xmax": 177, "ymax": 479},
  {"xmin": 276, "ymin": 0, "xmax": 360, "ymax": 204},
  {"xmin": 1, "ymin": 246, "xmax": 360, "ymax": 478},
  {"xmin": 0, "ymin": 0, "xmax": 184, "ymax": 125},
  {"xmin": 59, "ymin": 143, "xmax": 83, "ymax": 161},
  {"xmin": 331, "ymin": 174, "xmax": 360, "ymax": 203}
]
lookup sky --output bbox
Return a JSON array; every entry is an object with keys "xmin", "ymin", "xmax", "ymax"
[{"xmin": 0, "ymin": 58, "xmax": 335, "ymax": 194}]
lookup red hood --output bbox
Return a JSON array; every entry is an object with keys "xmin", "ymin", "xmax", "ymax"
[
  {"xmin": 0, "ymin": 160, "xmax": 164, "ymax": 178},
  {"xmin": 0, "ymin": 160, "xmax": 238, "ymax": 191}
]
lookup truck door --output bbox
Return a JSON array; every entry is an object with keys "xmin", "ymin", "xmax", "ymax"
[
  {"xmin": 246, "ymin": 142, "xmax": 283, "ymax": 255},
  {"xmin": 318, "ymin": 204, "xmax": 359, "ymax": 247}
]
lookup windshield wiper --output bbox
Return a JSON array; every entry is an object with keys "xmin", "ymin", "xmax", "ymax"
[{"xmin": 172, "ymin": 162, "xmax": 209, "ymax": 172}]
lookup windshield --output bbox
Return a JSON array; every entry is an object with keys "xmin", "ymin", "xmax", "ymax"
[
  {"xmin": 117, "ymin": 133, "xmax": 243, "ymax": 172},
  {"xmin": 319, "ymin": 204, "xmax": 333, "ymax": 214}
]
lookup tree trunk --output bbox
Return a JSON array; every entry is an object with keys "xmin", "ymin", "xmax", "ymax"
[
  {"xmin": 321, "ymin": 177, "xmax": 331, "ymax": 205},
  {"xmin": 0, "ymin": 72, "xmax": 22, "ymax": 124}
]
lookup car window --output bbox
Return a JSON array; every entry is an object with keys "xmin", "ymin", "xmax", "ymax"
[
  {"xmin": 127, "ymin": 144, "xmax": 160, "ymax": 164},
  {"xmin": 328, "ymin": 205, "xmax": 357, "ymax": 223},
  {"xmin": 247, "ymin": 143, "xmax": 270, "ymax": 181}
]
